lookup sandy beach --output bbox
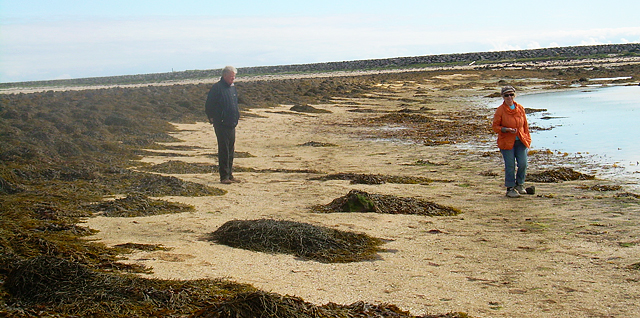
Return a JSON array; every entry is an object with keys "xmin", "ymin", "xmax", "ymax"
[{"xmin": 82, "ymin": 68, "xmax": 640, "ymax": 317}]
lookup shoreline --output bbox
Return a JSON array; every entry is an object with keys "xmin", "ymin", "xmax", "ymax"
[{"xmin": 2, "ymin": 56, "xmax": 639, "ymax": 95}]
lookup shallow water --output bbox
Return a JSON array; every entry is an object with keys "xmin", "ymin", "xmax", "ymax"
[{"xmin": 516, "ymin": 85, "xmax": 640, "ymax": 187}]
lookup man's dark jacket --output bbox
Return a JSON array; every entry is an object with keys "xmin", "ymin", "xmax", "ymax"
[{"xmin": 205, "ymin": 78, "xmax": 239, "ymax": 128}]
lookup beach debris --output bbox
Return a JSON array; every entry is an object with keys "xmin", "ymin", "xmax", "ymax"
[
  {"xmin": 206, "ymin": 219, "xmax": 384, "ymax": 263},
  {"xmin": 527, "ymin": 167, "xmax": 595, "ymax": 183},
  {"xmin": 88, "ymin": 194, "xmax": 194, "ymax": 217},
  {"xmin": 311, "ymin": 173, "xmax": 444, "ymax": 184},
  {"xmin": 525, "ymin": 186, "xmax": 536, "ymax": 195},
  {"xmin": 313, "ymin": 189, "xmax": 461, "ymax": 216}
]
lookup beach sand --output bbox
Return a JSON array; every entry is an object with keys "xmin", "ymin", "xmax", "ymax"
[{"xmin": 83, "ymin": 70, "xmax": 640, "ymax": 317}]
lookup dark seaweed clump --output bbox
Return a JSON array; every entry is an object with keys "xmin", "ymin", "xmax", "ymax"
[
  {"xmin": 299, "ymin": 141, "xmax": 338, "ymax": 147},
  {"xmin": 577, "ymin": 184, "xmax": 622, "ymax": 192},
  {"xmin": 527, "ymin": 167, "xmax": 595, "ymax": 183},
  {"xmin": 207, "ymin": 219, "xmax": 384, "ymax": 263},
  {"xmin": 313, "ymin": 189, "xmax": 461, "ymax": 216},
  {"xmin": 138, "ymin": 160, "xmax": 216, "ymax": 174},
  {"xmin": 3, "ymin": 256, "xmax": 468, "ymax": 318},
  {"xmin": 312, "ymin": 172, "xmax": 446, "ymax": 185},
  {"xmin": 141, "ymin": 160, "xmax": 323, "ymax": 175},
  {"xmin": 290, "ymin": 104, "xmax": 332, "ymax": 113},
  {"xmin": 88, "ymin": 194, "xmax": 195, "ymax": 217}
]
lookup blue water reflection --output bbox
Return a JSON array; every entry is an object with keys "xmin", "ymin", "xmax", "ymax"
[{"xmin": 517, "ymin": 85, "xmax": 639, "ymax": 177}]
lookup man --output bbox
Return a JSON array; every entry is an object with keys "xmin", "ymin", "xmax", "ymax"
[{"xmin": 205, "ymin": 66, "xmax": 240, "ymax": 184}]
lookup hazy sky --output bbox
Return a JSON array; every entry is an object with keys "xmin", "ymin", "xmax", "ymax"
[{"xmin": 1, "ymin": 0, "xmax": 639, "ymax": 83}]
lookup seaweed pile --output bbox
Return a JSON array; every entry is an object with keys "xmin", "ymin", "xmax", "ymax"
[
  {"xmin": 194, "ymin": 291, "xmax": 469, "ymax": 318},
  {"xmin": 577, "ymin": 184, "xmax": 623, "ymax": 192},
  {"xmin": 4, "ymin": 255, "xmax": 468, "ymax": 317},
  {"xmin": 313, "ymin": 189, "xmax": 461, "ymax": 216},
  {"xmin": 207, "ymin": 219, "xmax": 384, "ymax": 263},
  {"xmin": 88, "ymin": 194, "xmax": 195, "ymax": 217},
  {"xmin": 527, "ymin": 167, "xmax": 596, "ymax": 183},
  {"xmin": 311, "ymin": 173, "xmax": 447, "ymax": 185},
  {"xmin": 299, "ymin": 141, "xmax": 338, "ymax": 147},
  {"xmin": 290, "ymin": 104, "xmax": 332, "ymax": 113},
  {"xmin": 139, "ymin": 160, "xmax": 216, "ymax": 174},
  {"xmin": 140, "ymin": 160, "xmax": 322, "ymax": 175}
]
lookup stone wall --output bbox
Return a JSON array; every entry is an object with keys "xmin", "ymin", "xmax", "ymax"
[{"xmin": 3, "ymin": 43, "xmax": 639, "ymax": 88}]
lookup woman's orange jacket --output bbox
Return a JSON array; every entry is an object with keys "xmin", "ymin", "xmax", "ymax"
[{"xmin": 492, "ymin": 101, "xmax": 531, "ymax": 150}]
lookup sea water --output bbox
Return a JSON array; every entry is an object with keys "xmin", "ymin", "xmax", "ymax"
[{"xmin": 516, "ymin": 85, "xmax": 640, "ymax": 187}]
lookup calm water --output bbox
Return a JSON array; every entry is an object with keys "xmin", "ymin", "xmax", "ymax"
[{"xmin": 515, "ymin": 85, "xmax": 640, "ymax": 185}]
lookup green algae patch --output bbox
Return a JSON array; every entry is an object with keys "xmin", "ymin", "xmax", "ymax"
[
  {"xmin": 206, "ymin": 219, "xmax": 384, "ymax": 263},
  {"xmin": 313, "ymin": 189, "xmax": 461, "ymax": 216},
  {"xmin": 88, "ymin": 194, "xmax": 195, "ymax": 217}
]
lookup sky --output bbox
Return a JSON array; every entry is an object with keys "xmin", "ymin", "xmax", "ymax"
[{"xmin": 1, "ymin": 0, "xmax": 639, "ymax": 83}]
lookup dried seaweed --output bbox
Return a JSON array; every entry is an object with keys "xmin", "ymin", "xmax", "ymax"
[
  {"xmin": 290, "ymin": 104, "xmax": 332, "ymax": 113},
  {"xmin": 139, "ymin": 161, "xmax": 322, "ymax": 175},
  {"xmin": 193, "ymin": 290, "xmax": 469, "ymax": 318},
  {"xmin": 527, "ymin": 167, "xmax": 595, "ymax": 183},
  {"xmin": 139, "ymin": 160, "xmax": 216, "ymax": 174},
  {"xmin": 114, "ymin": 243, "xmax": 170, "ymax": 252},
  {"xmin": 577, "ymin": 184, "xmax": 622, "ymax": 192},
  {"xmin": 120, "ymin": 173, "xmax": 226, "ymax": 196},
  {"xmin": 616, "ymin": 192, "xmax": 640, "ymax": 199},
  {"xmin": 358, "ymin": 111, "xmax": 491, "ymax": 145},
  {"xmin": 88, "ymin": 194, "xmax": 195, "ymax": 217},
  {"xmin": 299, "ymin": 141, "xmax": 338, "ymax": 147},
  {"xmin": 206, "ymin": 219, "xmax": 384, "ymax": 263},
  {"xmin": 311, "ymin": 173, "xmax": 447, "ymax": 185},
  {"xmin": 313, "ymin": 189, "xmax": 461, "ymax": 216}
]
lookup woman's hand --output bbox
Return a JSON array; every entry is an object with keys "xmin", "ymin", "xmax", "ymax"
[{"xmin": 502, "ymin": 127, "xmax": 517, "ymax": 133}]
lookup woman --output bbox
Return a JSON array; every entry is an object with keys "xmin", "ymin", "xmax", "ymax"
[{"xmin": 492, "ymin": 86, "xmax": 532, "ymax": 198}]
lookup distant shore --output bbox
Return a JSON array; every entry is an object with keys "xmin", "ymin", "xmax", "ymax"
[{"xmin": 2, "ymin": 42, "xmax": 639, "ymax": 93}]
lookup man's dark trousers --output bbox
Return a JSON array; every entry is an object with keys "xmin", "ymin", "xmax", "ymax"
[{"xmin": 214, "ymin": 125, "xmax": 235, "ymax": 181}]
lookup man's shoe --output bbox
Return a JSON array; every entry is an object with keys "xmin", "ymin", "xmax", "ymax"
[
  {"xmin": 506, "ymin": 187, "xmax": 520, "ymax": 198},
  {"xmin": 514, "ymin": 184, "xmax": 527, "ymax": 194},
  {"xmin": 220, "ymin": 179, "xmax": 232, "ymax": 184},
  {"xmin": 229, "ymin": 177, "xmax": 241, "ymax": 183}
]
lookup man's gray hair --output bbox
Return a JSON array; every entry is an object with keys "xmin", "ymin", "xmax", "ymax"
[{"xmin": 222, "ymin": 66, "xmax": 237, "ymax": 75}]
